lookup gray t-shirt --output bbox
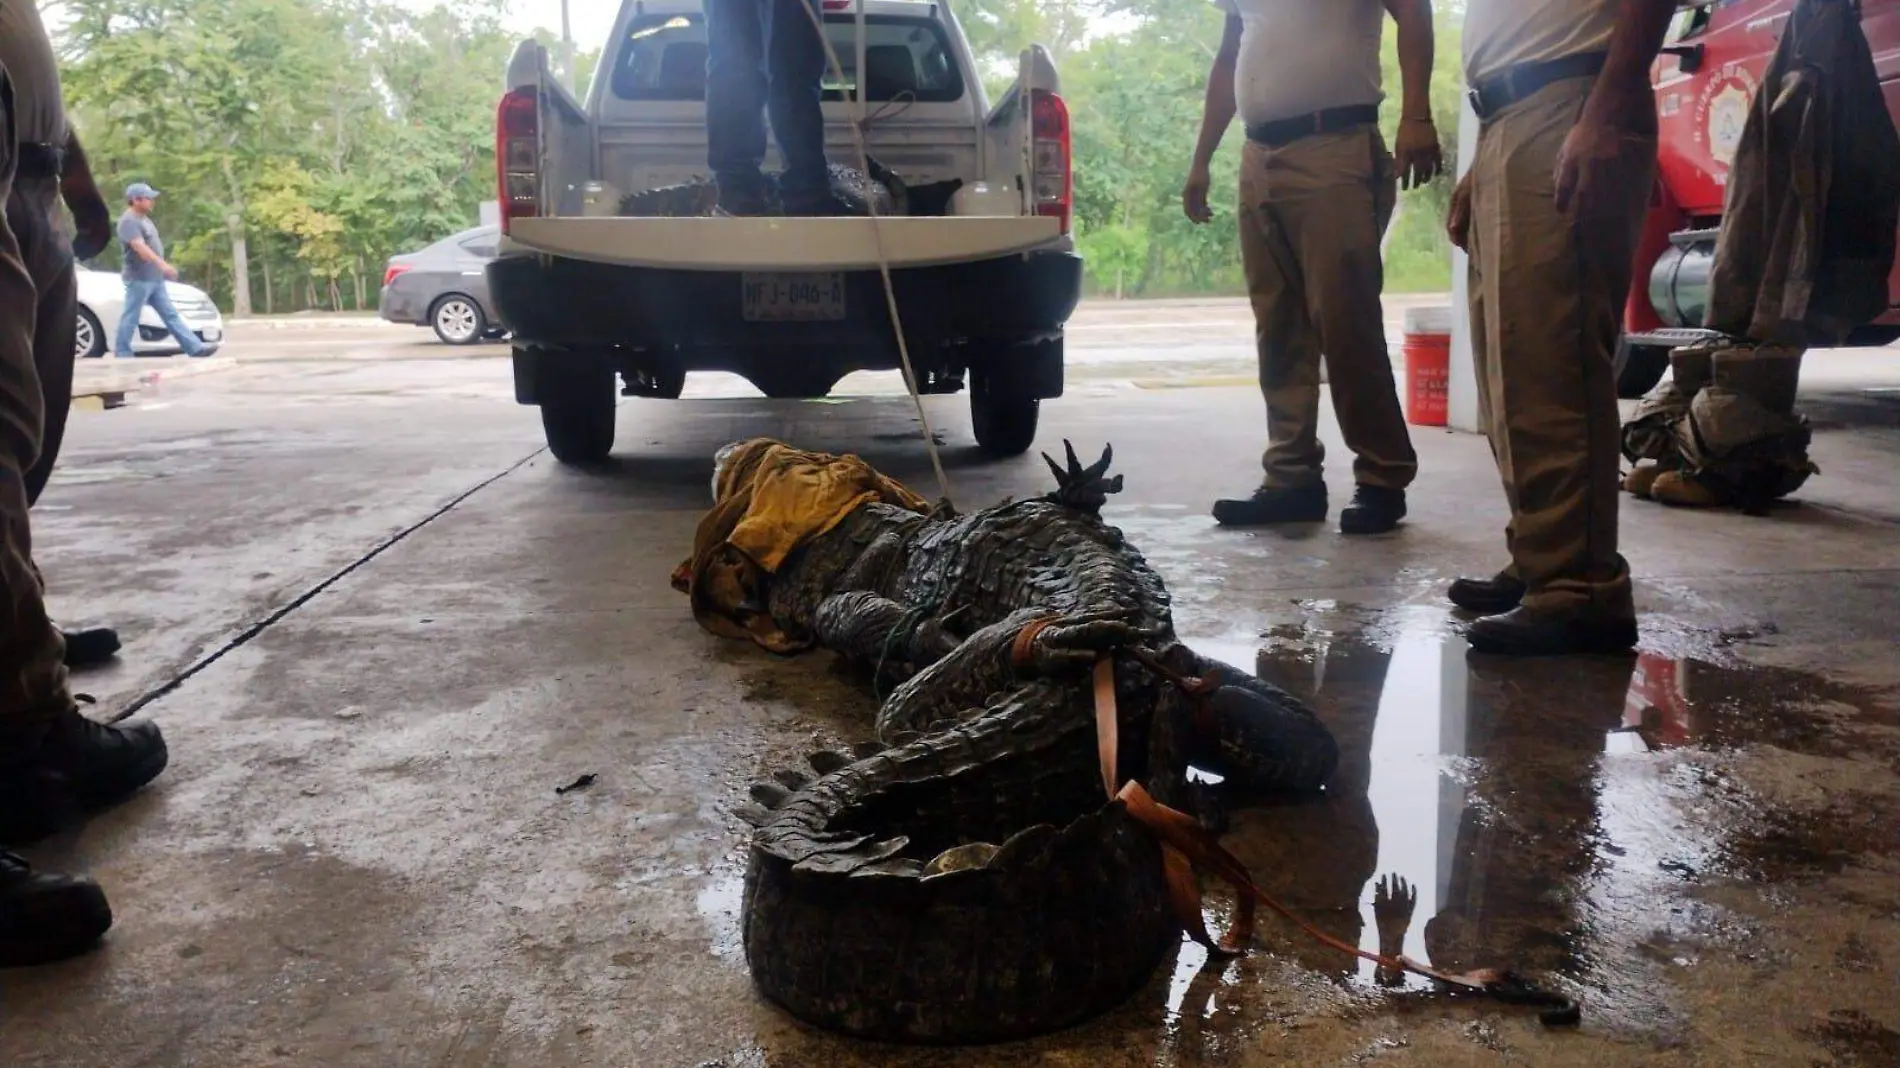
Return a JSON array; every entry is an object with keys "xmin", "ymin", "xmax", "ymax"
[{"xmin": 119, "ymin": 211, "xmax": 165, "ymax": 282}]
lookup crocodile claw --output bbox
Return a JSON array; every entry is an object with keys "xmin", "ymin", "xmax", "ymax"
[{"xmin": 1041, "ymin": 440, "xmax": 1124, "ymax": 514}]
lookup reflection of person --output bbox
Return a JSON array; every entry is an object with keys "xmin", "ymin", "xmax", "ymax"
[
  {"xmin": 0, "ymin": 0, "xmax": 124, "ymax": 668},
  {"xmin": 114, "ymin": 181, "xmax": 208, "ymax": 359},
  {"xmin": 1424, "ymin": 657, "xmax": 1631, "ymax": 980},
  {"xmin": 704, "ymin": 0, "xmax": 842, "ymax": 216},
  {"xmin": 1446, "ymin": 0, "xmax": 1679, "ymax": 656},
  {"xmin": 0, "ymin": 64, "xmax": 171, "ymax": 968},
  {"xmin": 1185, "ymin": 0, "xmax": 1440, "ymax": 535}
]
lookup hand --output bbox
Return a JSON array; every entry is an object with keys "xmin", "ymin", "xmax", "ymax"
[
  {"xmin": 1446, "ymin": 171, "xmax": 1473, "ymax": 253},
  {"xmin": 161, "ymin": 262, "xmax": 179, "ymax": 281},
  {"xmin": 1392, "ymin": 117, "xmax": 1442, "ymax": 190},
  {"xmin": 1553, "ymin": 98, "xmax": 1654, "ymax": 220},
  {"xmin": 1181, "ymin": 163, "xmax": 1213, "ymax": 224},
  {"xmin": 66, "ymin": 189, "xmax": 112, "ymax": 261}
]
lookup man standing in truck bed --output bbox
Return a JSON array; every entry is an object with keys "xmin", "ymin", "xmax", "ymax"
[
  {"xmin": 705, "ymin": 0, "xmax": 844, "ymax": 216},
  {"xmin": 1183, "ymin": 0, "xmax": 1441, "ymax": 535},
  {"xmin": 1446, "ymin": 0, "xmax": 1679, "ymax": 654}
]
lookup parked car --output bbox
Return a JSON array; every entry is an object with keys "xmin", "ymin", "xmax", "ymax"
[
  {"xmin": 487, "ymin": 0, "xmax": 1080, "ymax": 464},
  {"xmin": 379, "ymin": 225, "xmax": 506, "ymax": 345},
  {"xmin": 1617, "ymin": 0, "xmax": 1900, "ymax": 396},
  {"xmin": 73, "ymin": 266, "xmax": 225, "ymax": 358}
]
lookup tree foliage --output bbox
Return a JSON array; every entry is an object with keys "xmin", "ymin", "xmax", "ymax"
[
  {"xmin": 54, "ymin": 0, "xmax": 1461, "ymax": 312},
  {"xmin": 56, "ymin": 0, "xmax": 595, "ymax": 313}
]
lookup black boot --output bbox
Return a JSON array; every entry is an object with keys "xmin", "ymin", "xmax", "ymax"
[
  {"xmin": 0, "ymin": 709, "xmax": 169, "ymax": 845},
  {"xmin": 1339, "ymin": 486, "xmax": 1406, "ymax": 535},
  {"xmin": 1447, "ymin": 571, "xmax": 1527, "ymax": 615},
  {"xmin": 0, "ymin": 850, "xmax": 112, "ymax": 967},
  {"xmin": 59, "ymin": 625, "xmax": 122, "ymax": 668},
  {"xmin": 1212, "ymin": 482, "xmax": 1327, "ymax": 527},
  {"xmin": 1466, "ymin": 606, "xmax": 1638, "ymax": 656}
]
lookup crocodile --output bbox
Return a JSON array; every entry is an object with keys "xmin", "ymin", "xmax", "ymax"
[{"xmin": 719, "ymin": 443, "xmax": 1341, "ymax": 1044}]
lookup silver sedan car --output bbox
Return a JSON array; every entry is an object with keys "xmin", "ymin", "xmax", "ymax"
[{"xmin": 378, "ymin": 225, "xmax": 505, "ymax": 345}]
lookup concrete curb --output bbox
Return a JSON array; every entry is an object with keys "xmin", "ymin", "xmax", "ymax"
[
  {"xmin": 73, "ymin": 353, "xmax": 240, "ymax": 398},
  {"xmin": 226, "ymin": 316, "xmax": 388, "ymax": 331}
]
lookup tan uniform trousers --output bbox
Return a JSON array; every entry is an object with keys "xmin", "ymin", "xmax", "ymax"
[
  {"xmin": 0, "ymin": 71, "xmax": 72, "ymax": 746},
  {"xmin": 10, "ymin": 175, "xmax": 76, "ymax": 506},
  {"xmin": 1465, "ymin": 76, "xmax": 1652, "ymax": 620},
  {"xmin": 1239, "ymin": 127, "xmax": 1417, "ymax": 492}
]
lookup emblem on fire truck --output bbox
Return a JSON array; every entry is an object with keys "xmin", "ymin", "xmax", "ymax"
[{"xmin": 1694, "ymin": 64, "xmax": 1761, "ymax": 171}]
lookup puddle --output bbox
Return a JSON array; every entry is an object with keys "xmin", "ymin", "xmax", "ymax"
[
  {"xmin": 696, "ymin": 870, "xmax": 747, "ymax": 963},
  {"xmin": 1181, "ymin": 611, "xmax": 1900, "ymax": 1030}
]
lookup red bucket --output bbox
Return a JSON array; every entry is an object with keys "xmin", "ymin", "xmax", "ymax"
[{"xmin": 1402, "ymin": 306, "xmax": 1451, "ymax": 427}]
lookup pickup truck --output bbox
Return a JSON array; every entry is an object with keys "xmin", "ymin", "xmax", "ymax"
[
  {"xmin": 1616, "ymin": 0, "xmax": 1900, "ymax": 397},
  {"xmin": 486, "ymin": 0, "xmax": 1082, "ymax": 463}
]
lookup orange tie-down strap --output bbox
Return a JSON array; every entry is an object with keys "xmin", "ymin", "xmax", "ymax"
[{"xmin": 1075, "ymin": 650, "xmax": 1580, "ymax": 1027}]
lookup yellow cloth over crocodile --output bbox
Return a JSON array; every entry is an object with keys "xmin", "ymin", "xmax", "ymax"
[{"xmin": 673, "ymin": 438, "xmax": 930, "ymax": 651}]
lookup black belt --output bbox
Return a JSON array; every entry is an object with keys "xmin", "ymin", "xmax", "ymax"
[
  {"xmin": 1245, "ymin": 104, "xmax": 1380, "ymax": 149},
  {"xmin": 16, "ymin": 142, "xmax": 64, "ymax": 179},
  {"xmin": 1468, "ymin": 51, "xmax": 1607, "ymax": 122}
]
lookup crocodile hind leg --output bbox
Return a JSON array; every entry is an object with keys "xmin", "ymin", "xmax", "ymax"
[
  {"xmin": 813, "ymin": 590, "xmax": 961, "ymax": 688},
  {"xmin": 1173, "ymin": 645, "xmax": 1340, "ymax": 793}
]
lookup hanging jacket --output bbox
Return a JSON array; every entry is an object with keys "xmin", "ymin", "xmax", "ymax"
[{"xmin": 1704, "ymin": 0, "xmax": 1900, "ymax": 345}]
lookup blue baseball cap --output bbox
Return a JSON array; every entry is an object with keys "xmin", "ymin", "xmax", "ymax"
[{"xmin": 125, "ymin": 182, "xmax": 160, "ymax": 201}]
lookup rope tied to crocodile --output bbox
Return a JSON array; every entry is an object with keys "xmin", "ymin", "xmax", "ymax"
[{"xmin": 1009, "ymin": 619, "xmax": 1583, "ymax": 1028}]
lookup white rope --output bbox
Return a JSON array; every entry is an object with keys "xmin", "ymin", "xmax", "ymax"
[{"xmin": 797, "ymin": 0, "xmax": 953, "ymax": 507}]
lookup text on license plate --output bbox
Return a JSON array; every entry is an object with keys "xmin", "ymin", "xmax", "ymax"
[{"xmin": 742, "ymin": 273, "xmax": 846, "ymax": 322}]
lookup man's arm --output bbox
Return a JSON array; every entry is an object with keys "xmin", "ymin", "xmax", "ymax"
[
  {"xmin": 1553, "ymin": 0, "xmax": 1678, "ymax": 215},
  {"xmin": 1382, "ymin": 0, "xmax": 1441, "ymax": 190},
  {"xmin": 60, "ymin": 131, "xmax": 111, "ymax": 261},
  {"xmin": 119, "ymin": 218, "xmax": 177, "ymax": 279},
  {"xmin": 1182, "ymin": 13, "xmax": 1242, "ymax": 224}
]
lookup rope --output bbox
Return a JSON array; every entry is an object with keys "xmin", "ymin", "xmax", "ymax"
[
  {"xmin": 872, "ymin": 602, "xmax": 939, "ymax": 699},
  {"xmin": 797, "ymin": 0, "xmax": 953, "ymax": 508}
]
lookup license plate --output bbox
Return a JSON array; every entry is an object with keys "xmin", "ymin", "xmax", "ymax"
[{"xmin": 742, "ymin": 273, "xmax": 846, "ymax": 322}]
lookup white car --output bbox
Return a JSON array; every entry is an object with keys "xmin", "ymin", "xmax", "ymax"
[{"xmin": 73, "ymin": 266, "xmax": 225, "ymax": 358}]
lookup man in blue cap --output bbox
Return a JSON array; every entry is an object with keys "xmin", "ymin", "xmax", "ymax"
[{"xmin": 115, "ymin": 181, "xmax": 208, "ymax": 359}]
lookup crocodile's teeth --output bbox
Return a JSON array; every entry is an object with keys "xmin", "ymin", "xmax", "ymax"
[
  {"xmin": 749, "ymin": 781, "xmax": 793, "ymax": 809},
  {"xmin": 988, "ymin": 824, "xmax": 1057, "ymax": 870},
  {"xmin": 733, "ymin": 802, "xmax": 774, "ymax": 827},
  {"xmin": 850, "ymin": 741, "xmax": 885, "ymax": 759},
  {"xmin": 806, "ymin": 749, "xmax": 851, "ymax": 775},
  {"xmin": 922, "ymin": 842, "xmax": 999, "ymax": 876},
  {"xmin": 772, "ymin": 768, "xmax": 811, "ymax": 792}
]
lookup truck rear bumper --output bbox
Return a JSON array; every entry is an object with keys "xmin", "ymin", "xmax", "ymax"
[{"xmin": 487, "ymin": 250, "xmax": 1083, "ymax": 355}]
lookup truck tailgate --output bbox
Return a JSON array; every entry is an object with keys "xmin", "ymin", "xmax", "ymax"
[{"xmin": 502, "ymin": 216, "xmax": 1063, "ymax": 271}]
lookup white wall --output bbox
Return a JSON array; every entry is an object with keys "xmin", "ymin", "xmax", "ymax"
[{"xmin": 1446, "ymin": 95, "xmax": 1483, "ymax": 433}]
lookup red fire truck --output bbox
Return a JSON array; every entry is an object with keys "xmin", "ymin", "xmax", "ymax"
[{"xmin": 1616, "ymin": 0, "xmax": 1900, "ymax": 397}]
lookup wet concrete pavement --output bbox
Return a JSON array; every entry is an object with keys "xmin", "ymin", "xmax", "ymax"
[{"xmin": 5, "ymin": 329, "xmax": 1899, "ymax": 1066}]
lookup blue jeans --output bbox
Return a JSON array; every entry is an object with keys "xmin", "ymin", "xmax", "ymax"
[
  {"xmin": 704, "ymin": 0, "xmax": 829, "ymax": 209},
  {"xmin": 115, "ymin": 278, "xmax": 207, "ymax": 358}
]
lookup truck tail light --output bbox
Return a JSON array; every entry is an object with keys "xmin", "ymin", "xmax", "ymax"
[
  {"xmin": 496, "ymin": 86, "xmax": 540, "ymax": 234},
  {"xmin": 382, "ymin": 263, "xmax": 412, "ymax": 287},
  {"xmin": 1029, "ymin": 89, "xmax": 1071, "ymax": 233}
]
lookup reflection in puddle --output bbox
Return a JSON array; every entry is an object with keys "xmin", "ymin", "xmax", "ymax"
[{"xmin": 1182, "ymin": 612, "xmax": 1899, "ymax": 1029}]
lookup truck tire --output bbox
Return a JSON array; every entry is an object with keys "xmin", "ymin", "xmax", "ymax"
[
  {"xmin": 1614, "ymin": 338, "xmax": 1670, "ymax": 399},
  {"xmin": 540, "ymin": 360, "xmax": 617, "ymax": 464},
  {"xmin": 970, "ymin": 377, "xmax": 1039, "ymax": 457}
]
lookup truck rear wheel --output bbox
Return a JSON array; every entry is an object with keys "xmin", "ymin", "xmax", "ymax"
[
  {"xmin": 970, "ymin": 378, "xmax": 1039, "ymax": 457},
  {"xmin": 540, "ymin": 359, "xmax": 618, "ymax": 464}
]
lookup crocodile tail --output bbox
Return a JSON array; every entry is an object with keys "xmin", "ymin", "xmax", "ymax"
[{"xmin": 736, "ymin": 697, "xmax": 1177, "ymax": 1044}]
